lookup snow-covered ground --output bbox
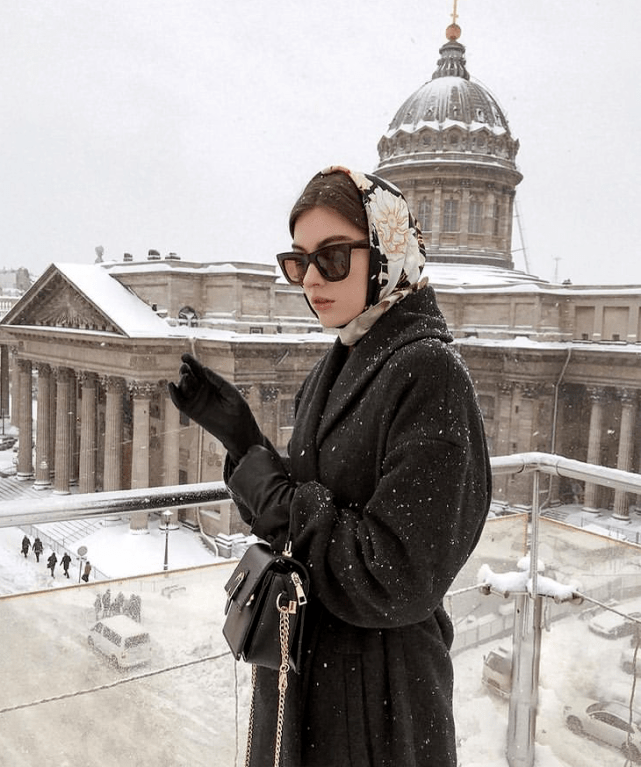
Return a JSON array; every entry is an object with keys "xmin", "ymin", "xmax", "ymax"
[
  {"xmin": 4, "ymin": 526, "xmax": 636, "ymax": 767},
  {"xmin": 2, "ymin": 435, "xmax": 640, "ymax": 766}
]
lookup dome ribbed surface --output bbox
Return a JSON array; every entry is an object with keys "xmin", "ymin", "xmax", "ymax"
[
  {"xmin": 386, "ymin": 76, "xmax": 510, "ymax": 137},
  {"xmin": 385, "ymin": 39, "xmax": 510, "ymax": 138}
]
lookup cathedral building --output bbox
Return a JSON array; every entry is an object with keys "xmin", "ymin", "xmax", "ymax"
[
  {"xmin": 1, "ymin": 21, "xmax": 639, "ymax": 542},
  {"xmin": 374, "ymin": 22, "xmax": 641, "ymax": 516}
]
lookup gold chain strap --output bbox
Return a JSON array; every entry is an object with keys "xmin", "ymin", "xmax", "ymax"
[
  {"xmin": 244, "ymin": 601, "xmax": 292, "ymax": 767},
  {"xmin": 244, "ymin": 664, "xmax": 257, "ymax": 767},
  {"xmin": 274, "ymin": 603, "xmax": 291, "ymax": 767}
]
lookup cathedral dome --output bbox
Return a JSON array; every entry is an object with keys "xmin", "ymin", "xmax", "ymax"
[
  {"xmin": 377, "ymin": 27, "xmax": 520, "ymax": 172},
  {"xmin": 374, "ymin": 24, "xmax": 522, "ymax": 270}
]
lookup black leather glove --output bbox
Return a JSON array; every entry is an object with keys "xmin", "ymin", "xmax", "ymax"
[
  {"xmin": 226, "ymin": 446, "xmax": 294, "ymax": 551},
  {"xmin": 168, "ymin": 353, "xmax": 264, "ymax": 463}
]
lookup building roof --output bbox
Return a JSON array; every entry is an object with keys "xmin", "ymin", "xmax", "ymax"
[{"xmin": 0, "ymin": 262, "xmax": 173, "ymax": 339}]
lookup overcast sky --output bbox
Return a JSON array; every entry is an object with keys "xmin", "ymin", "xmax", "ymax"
[{"xmin": 2, "ymin": 0, "xmax": 640, "ymax": 285}]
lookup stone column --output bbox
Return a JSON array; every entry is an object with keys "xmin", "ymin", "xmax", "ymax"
[
  {"xmin": 16, "ymin": 358, "xmax": 33, "ymax": 480},
  {"xmin": 548, "ymin": 389, "xmax": 568, "ymax": 505},
  {"xmin": 0, "ymin": 345, "xmax": 9, "ymax": 429},
  {"xmin": 48, "ymin": 369, "xmax": 57, "ymax": 480},
  {"xmin": 163, "ymin": 393, "xmax": 180, "ymax": 483},
  {"xmin": 493, "ymin": 381, "xmax": 514, "ymax": 500},
  {"xmin": 431, "ymin": 182, "xmax": 442, "ymax": 248},
  {"xmin": 130, "ymin": 382, "xmax": 153, "ymax": 532},
  {"xmin": 162, "ymin": 393, "xmax": 181, "ymax": 526},
  {"xmin": 103, "ymin": 376, "xmax": 125, "ymax": 492},
  {"xmin": 53, "ymin": 367, "xmax": 73, "ymax": 494},
  {"xmin": 10, "ymin": 347, "xmax": 19, "ymax": 427},
  {"xmin": 68, "ymin": 372, "xmax": 78, "ymax": 486},
  {"xmin": 613, "ymin": 389, "xmax": 638, "ymax": 520},
  {"xmin": 583, "ymin": 386, "xmax": 606, "ymax": 512},
  {"xmin": 78, "ymin": 372, "xmax": 97, "ymax": 494},
  {"xmin": 459, "ymin": 184, "xmax": 470, "ymax": 247},
  {"xmin": 53, "ymin": 368, "xmax": 75, "ymax": 495},
  {"xmin": 34, "ymin": 363, "xmax": 52, "ymax": 489}
]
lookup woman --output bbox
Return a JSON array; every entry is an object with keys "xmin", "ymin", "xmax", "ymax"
[{"xmin": 169, "ymin": 166, "xmax": 491, "ymax": 766}]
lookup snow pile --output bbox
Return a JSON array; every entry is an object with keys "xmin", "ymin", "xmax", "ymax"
[{"xmin": 478, "ymin": 559, "xmax": 577, "ymax": 603}]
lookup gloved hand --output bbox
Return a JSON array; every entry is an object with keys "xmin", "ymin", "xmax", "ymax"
[{"xmin": 168, "ymin": 353, "xmax": 264, "ymax": 463}]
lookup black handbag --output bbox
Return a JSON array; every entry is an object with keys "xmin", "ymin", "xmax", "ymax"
[{"xmin": 223, "ymin": 541, "xmax": 309, "ymax": 672}]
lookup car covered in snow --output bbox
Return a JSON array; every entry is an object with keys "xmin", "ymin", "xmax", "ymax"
[
  {"xmin": 88, "ymin": 615, "xmax": 151, "ymax": 668},
  {"xmin": 481, "ymin": 645, "xmax": 512, "ymax": 698},
  {"xmin": 588, "ymin": 600, "xmax": 641, "ymax": 639},
  {"xmin": 564, "ymin": 699, "xmax": 641, "ymax": 762}
]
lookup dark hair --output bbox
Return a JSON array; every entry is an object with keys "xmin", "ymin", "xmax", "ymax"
[{"xmin": 289, "ymin": 171, "xmax": 368, "ymax": 237}]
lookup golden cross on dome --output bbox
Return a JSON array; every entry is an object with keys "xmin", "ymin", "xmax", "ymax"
[{"xmin": 451, "ymin": 0, "xmax": 459, "ymax": 25}]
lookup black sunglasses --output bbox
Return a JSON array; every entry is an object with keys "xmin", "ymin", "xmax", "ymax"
[{"xmin": 276, "ymin": 240, "xmax": 369, "ymax": 285}]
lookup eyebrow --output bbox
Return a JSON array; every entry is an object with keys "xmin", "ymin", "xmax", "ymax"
[{"xmin": 291, "ymin": 234, "xmax": 361, "ymax": 253}]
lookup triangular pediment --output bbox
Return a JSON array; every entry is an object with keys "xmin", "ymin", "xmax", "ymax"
[{"xmin": 3, "ymin": 265, "xmax": 124, "ymax": 334}]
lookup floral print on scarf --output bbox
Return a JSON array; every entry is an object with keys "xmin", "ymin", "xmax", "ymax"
[{"xmin": 318, "ymin": 166, "xmax": 427, "ymax": 345}]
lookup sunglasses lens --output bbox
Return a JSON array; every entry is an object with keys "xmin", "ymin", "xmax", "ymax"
[
  {"xmin": 316, "ymin": 245, "xmax": 351, "ymax": 281},
  {"xmin": 281, "ymin": 257, "xmax": 307, "ymax": 285}
]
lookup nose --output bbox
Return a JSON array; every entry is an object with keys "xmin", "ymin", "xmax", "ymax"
[{"xmin": 302, "ymin": 262, "xmax": 324, "ymax": 288}]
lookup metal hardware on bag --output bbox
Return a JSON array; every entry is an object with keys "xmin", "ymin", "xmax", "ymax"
[
  {"xmin": 276, "ymin": 591, "xmax": 298, "ymax": 615},
  {"xmin": 282, "ymin": 541, "xmax": 293, "ymax": 558},
  {"xmin": 225, "ymin": 571, "xmax": 246, "ymax": 613},
  {"xmin": 291, "ymin": 572, "xmax": 307, "ymax": 606}
]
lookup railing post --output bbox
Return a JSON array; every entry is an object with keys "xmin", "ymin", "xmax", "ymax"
[{"xmin": 506, "ymin": 470, "xmax": 542, "ymax": 767}]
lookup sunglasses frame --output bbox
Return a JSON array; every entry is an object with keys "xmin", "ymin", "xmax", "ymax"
[{"xmin": 276, "ymin": 240, "xmax": 370, "ymax": 285}]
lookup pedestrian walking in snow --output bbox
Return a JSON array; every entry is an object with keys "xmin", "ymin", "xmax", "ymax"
[
  {"xmin": 21, "ymin": 535, "xmax": 30, "ymax": 558},
  {"xmin": 82, "ymin": 561, "xmax": 92, "ymax": 583},
  {"xmin": 61, "ymin": 552, "xmax": 71, "ymax": 578},
  {"xmin": 33, "ymin": 537, "xmax": 43, "ymax": 562},
  {"xmin": 128, "ymin": 593, "xmax": 141, "ymax": 622},
  {"xmin": 169, "ymin": 166, "xmax": 491, "ymax": 767},
  {"xmin": 113, "ymin": 591, "xmax": 125, "ymax": 615},
  {"xmin": 47, "ymin": 552, "xmax": 57, "ymax": 577},
  {"xmin": 102, "ymin": 588, "xmax": 111, "ymax": 615},
  {"xmin": 94, "ymin": 593, "xmax": 102, "ymax": 619}
]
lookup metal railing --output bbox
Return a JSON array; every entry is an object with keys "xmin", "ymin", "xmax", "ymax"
[
  {"xmin": 1, "ymin": 453, "xmax": 640, "ymax": 767},
  {"xmin": 0, "ymin": 481, "xmax": 230, "ymax": 527}
]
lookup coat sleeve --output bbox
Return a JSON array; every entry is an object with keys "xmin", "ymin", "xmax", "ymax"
[{"xmin": 227, "ymin": 344, "xmax": 491, "ymax": 629}]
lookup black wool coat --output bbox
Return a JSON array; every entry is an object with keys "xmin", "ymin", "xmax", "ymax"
[{"xmin": 227, "ymin": 286, "xmax": 491, "ymax": 767}]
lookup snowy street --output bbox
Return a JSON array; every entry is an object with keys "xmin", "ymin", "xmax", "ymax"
[{"xmin": 2, "ymin": 513, "xmax": 641, "ymax": 766}]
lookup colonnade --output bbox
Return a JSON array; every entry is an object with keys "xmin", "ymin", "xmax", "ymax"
[
  {"xmin": 490, "ymin": 379, "xmax": 640, "ymax": 515},
  {"xmin": 583, "ymin": 386, "xmax": 640, "ymax": 519},
  {"xmin": 12, "ymin": 355, "xmax": 180, "ymax": 531}
]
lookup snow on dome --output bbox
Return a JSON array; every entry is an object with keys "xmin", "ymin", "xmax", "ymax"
[{"xmin": 377, "ymin": 29, "xmax": 520, "ymax": 173}]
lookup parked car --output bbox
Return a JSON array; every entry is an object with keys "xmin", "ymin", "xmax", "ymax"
[
  {"xmin": 564, "ymin": 699, "xmax": 641, "ymax": 762},
  {"xmin": 588, "ymin": 600, "xmax": 641, "ymax": 639},
  {"xmin": 482, "ymin": 645, "xmax": 512, "ymax": 698},
  {"xmin": 88, "ymin": 615, "xmax": 151, "ymax": 668},
  {"xmin": 0, "ymin": 435, "xmax": 17, "ymax": 451}
]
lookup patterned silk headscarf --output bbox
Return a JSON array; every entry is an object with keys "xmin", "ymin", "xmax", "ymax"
[{"xmin": 317, "ymin": 166, "xmax": 427, "ymax": 345}]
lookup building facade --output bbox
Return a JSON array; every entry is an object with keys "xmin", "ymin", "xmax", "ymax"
[
  {"xmin": 1, "ymin": 21, "xmax": 640, "ymax": 539},
  {"xmin": 0, "ymin": 258, "xmax": 331, "ymax": 540},
  {"xmin": 373, "ymin": 22, "xmax": 641, "ymax": 515}
]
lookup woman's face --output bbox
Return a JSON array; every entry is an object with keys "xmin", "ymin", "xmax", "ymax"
[{"xmin": 292, "ymin": 206, "xmax": 370, "ymax": 329}]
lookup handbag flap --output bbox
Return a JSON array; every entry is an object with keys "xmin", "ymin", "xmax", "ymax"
[{"xmin": 224, "ymin": 542, "xmax": 278, "ymax": 612}]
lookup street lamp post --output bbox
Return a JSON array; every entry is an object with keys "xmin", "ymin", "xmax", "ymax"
[{"xmin": 161, "ymin": 510, "xmax": 172, "ymax": 571}]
